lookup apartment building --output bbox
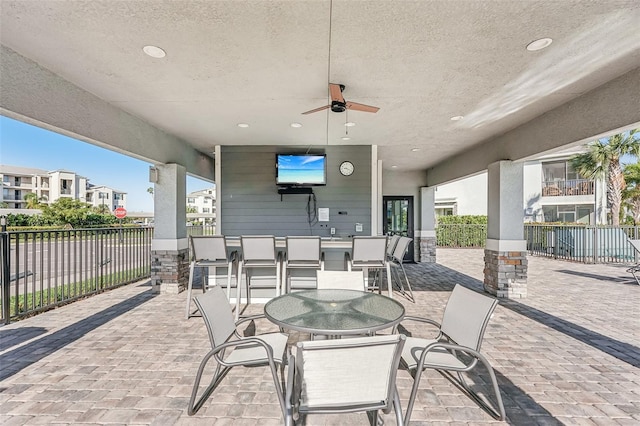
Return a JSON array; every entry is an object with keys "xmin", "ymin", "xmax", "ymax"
[
  {"xmin": 186, "ymin": 187, "xmax": 215, "ymax": 214},
  {"xmin": 0, "ymin": 164, "xmax": 126, "ymax": 211},
  {"xmin": 435, "ymin": 148, "xmax": 607, "ymax": 224}
]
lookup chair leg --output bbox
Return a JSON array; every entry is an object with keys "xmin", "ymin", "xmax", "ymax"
[
  {"xmin": 451, "ymin": 355, "xmax": 506, "ymax": 420},
  {"xmin": 235, "ymin": 263, "xmax": 243, "ymax": 321},
  {"xmin": 399, "ymin": 263, "xmax": 415, "ymax": 302},
  {"xmin": 385, "ymin": 263, "xmax": 392, "ymax": 298},
  {"xmin": 404, "ymin": 366, "xmax": 425, "ymax": 425},
  {"xmin": 393, "ymin": 386, "xmax": 404, "ymax": 426},
  {"xmin": 185, "ymin": 262, "xmax": 196, "ymax": 319},
  {"xmin": 187, "ymin": 351, "xmax": 231, "ymax": 415}
]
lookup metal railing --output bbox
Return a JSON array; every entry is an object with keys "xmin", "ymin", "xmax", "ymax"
[
  {"xmin": 541, "ymin": 179, "xmax": 594, "ymax": 196},
  {"xmin": 1, "ymin": 226, "xmax": 152, "ymax": 324},
  {"xmin": 524, "ymin": 224, "xmax": 639, "ymax": 263}
]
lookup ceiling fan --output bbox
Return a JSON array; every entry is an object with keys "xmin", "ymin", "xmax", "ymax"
[{"xmin": 302, "ymin": 83, "xmax": 380, "ymax": 115}]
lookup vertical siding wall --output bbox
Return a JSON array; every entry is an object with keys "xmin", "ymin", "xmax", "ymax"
[{"xmin": 221, "ymin": 145, "xmax": 372, "ymax": 237}]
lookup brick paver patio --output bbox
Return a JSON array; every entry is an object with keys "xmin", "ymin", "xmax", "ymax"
[{"xmin": 1, "ymin": 249, "xmax": 638, "ymax": 425}]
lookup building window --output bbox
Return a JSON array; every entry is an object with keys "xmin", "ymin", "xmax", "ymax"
[
  {"xmin": 202, "ymin": 207, "xmax": 210, "ymax": 213},
  {"xmin": 187, "ymin": 198, "xmax": 195, "ymax": 203},
  {"xmin": 543, "ymin": 204, "xmax": 593, "ymax": 223}
]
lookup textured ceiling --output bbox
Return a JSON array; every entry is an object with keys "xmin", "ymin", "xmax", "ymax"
[{"xmin": 1, "ymin": 0, "xmax": 639, "ymax": 171}]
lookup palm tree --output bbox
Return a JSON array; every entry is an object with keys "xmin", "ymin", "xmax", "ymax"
[
  {"xmin": 147, "ymin": 187, "xmax": 154, "ymax": 199},
  {"xmin": 570, "ymin": 130, "xmax": 639, "ymax": 226},
  {"xmin": 622, "ymin": 162, "xmax": 640, "ymax": 224},
  {"xmin": 23, "ymin": 192, "xmax": 43, "ymax": 209}
]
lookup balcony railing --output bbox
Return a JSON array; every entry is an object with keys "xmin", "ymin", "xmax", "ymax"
[
  {"xmin": 1, "ymin": 226, "xmax": 152, "ymax": 324},
  {"xmin": 542, "ymin": 179, "xmax": 594, "ymax": 196}
]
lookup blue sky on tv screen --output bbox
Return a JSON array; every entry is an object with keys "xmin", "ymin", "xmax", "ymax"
[{"xmin": 277, "ymin": 155, "xmax": 325, "ymax": 184}]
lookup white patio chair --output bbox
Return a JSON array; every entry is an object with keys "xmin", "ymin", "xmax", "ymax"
[
  {"xmin": 188, "ymin": 285, "xmax": 288, "ymax": 417},
  {"xmin": 626, "ymin": 239, "xmax": 640, "ymax": 285},
  {"xmin": 386, "ymin": 234, "xmax": 400, "ymax": 261},
  {"xmin": 285, "ymin": 334, "xmax": 406, "ymax": 426},
  {"xmin": 316, "ymin": 270, "xmax": 365, "ymax": 290},
  {"xmin": 237, "ymin": 235, "xmax": 282, "ymax": 320},
  {"xmin": 389, "ymin": 236, "xmax": 414, "ymax": 302},
  {"xmin": 399, "ymin": 284, "xmax": 505, "ymax": 422},
  {"xmin": 345, "ymin": 236, "xmax": 392, "ymax": 297},
  {"xmin": 185, "ymin": 235, "xmax": 237, "ymax": 319},
  {"xmin": 283, "ymin": 236, "xmax": 325, "ymax": 293}
]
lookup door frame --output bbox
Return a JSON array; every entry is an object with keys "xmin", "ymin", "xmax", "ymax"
[{"xmin": 382, "ymin": 195, "xmax": 414, "ymax": 262}]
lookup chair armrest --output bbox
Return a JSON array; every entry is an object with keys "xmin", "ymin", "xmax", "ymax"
[
  {"xmin": 417, "ymin": 341, "xmax": 483, "ymax": 372},
  {"xmin": 394, "ymin": 315, "xmax": 441, "ymax": 336}
]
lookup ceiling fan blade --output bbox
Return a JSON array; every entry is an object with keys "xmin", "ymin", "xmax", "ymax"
[
  {"xmin": 346, "ymin": 102, "xmax": 380, "ymax": 113},
  {"xmin": 301, "ymin": 105, "xmax": 331, "ymax": 115},
  {"xmin": 329, "ymin": 83, "xmax": 345, "ymax": 103}
]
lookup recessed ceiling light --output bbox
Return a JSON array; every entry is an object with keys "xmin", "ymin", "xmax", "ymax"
[
  {"xmin": 341, "ymin": 136, "xmax": 351, "ymax": 141},
  {"xmin": 142, "ymin": 45, "xmax": 166, "ymax": 58},
  {"xmin": 290, "ymin": 122, "xmax": 303, "ymax": 128},
  {"xmin": 526, "ymin": 38, "xmax": 553, "ymax": 51},
  {"xmin": 450, "ymin": 115, "xmax": 464, "ymax": 121},
  {"xmin": 391, "ymin": 165, "xmax": 398, "ymax": 168},
  {"xmin": 345, "ymin": 122, "xmax": 356, "ymax": 127},
  {"xmin": 237, "ymin": 123, "xmax": 249, "ymax": 128},
  {"xmin": 411, "ymin": 148, "xmax": 420, "ymax": 152}
]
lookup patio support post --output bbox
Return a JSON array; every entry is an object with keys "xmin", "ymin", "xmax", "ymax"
[
  {"xmin": 418, "ymin": 187, "xmax": 437, "ymax": 263},
  {"xmin": 484, "ymin": 161, "xmax": 527, "ymax": 298},
  {"xmin": 150, "ymin": 163, "xmax": 189, "ymax": 294}
]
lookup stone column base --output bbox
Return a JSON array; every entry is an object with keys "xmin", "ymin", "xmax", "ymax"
[
  {"xmin": 418, "ymin": 236, "xmax": 436, "ymax": 263},
  {"xmin": 151, "ymin": 248, "xmax": 189, "ymax": 294},
  {"xmin": 483, "ymin": 249, "xmax": 527, "ymax": 298}
]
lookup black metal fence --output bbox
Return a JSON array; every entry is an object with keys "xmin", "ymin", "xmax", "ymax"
[
  {"xmin": 1, "ymin": 226, "xmax": 152, "ymax": 324},
  {"xmin": 437, "ymin": 223, "xmax": 640, "ymax": 264},
  {"xmin": 524, "ymin": 224, "xmax": 640, "ymax": 263}
]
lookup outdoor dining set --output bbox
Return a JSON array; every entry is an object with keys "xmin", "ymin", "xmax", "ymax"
[{"xmin": 183, "ymin": 234, "xmax": 505, "ymax": 425}]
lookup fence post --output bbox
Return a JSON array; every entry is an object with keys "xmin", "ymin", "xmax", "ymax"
[{"xmin": 1, "ymin": 216, "xmax": 10, "ymax": 324}]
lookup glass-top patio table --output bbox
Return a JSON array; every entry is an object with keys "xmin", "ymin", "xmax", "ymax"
[{"xmin": 264, "ymin": 289, "xmax": 405, "ymax": 336}]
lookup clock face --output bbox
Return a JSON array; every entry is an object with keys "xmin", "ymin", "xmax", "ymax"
[{"xmin": 340, "ymin": 161, "xmax": 354, "ymax": 176}]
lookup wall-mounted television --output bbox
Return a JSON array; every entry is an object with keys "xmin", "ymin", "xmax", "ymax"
[{"xmin": 276, "ymin": 153, "xmax": 327, "ymax": 186}]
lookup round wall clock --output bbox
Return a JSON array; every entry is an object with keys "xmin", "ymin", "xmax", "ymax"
[{"xmin": 339, "ymin": 161, "xmax": 355, "ymax": 176}]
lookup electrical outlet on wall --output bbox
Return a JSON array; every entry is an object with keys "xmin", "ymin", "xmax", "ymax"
[
  {"xmin": 330, "ymin": 227, "xmax": 336, "ymax": 235},
  {"xmin": 355, "ymin": 223, "xmax": 363, "ymax": 232}
]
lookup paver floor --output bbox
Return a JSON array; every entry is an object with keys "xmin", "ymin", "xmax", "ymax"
[{"xmin": 1, "ymin": 249, "xmax": 638, "ymax": 425}]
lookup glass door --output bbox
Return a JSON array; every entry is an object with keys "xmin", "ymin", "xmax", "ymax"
[{"xmin": 382, "ymin": 196, "xmax": 414, "ymax": 262}]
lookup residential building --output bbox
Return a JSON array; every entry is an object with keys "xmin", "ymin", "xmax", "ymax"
[
  {"xmin": 435, "ymin": 148, "xmax": 607, "ymax": 224},
  {"xmin": 86, "ymin": 184, "xmax": 127, "ymax": 212},
  {"xmin": 186, "ymin": 187, "xmax": 215, "ymax": 225},
  {"xmin": 0, "ymin": 164, "xmax": 126, "ymax": 211}
]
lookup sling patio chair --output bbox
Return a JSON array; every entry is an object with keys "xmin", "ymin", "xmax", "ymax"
[
  {"xmin": 285, "ymin": 334, "xmax": 406, "ymax": 426},
  {"xmin": 398, "ymin": 284, "xmax": 505, "ymax": 423},
  {"xmin": 237, "ymin": 235, "xmax": 283, "ymax": 320},
  {"xmin": 388, "ymin": 236, "xmax": 415, "ymax": 302},
  {"xmin": 345, "ymin": 236, "xmax": 392, "ymax": 297},
  {"xmin": 283, "ymin": 236, "xmax": 325, "ymax": 293},
  {"xmin": 188, "ymin": 285, "xmax": 288, "ymax": 418},
  {"xmin": 315, "ymin": 270, "xmax": 365, "ymax": 290},
  {"xmin": 626, "ymin": 239, "xmax": 640, "ymax": 285},
  {"xmin": 185, "ymin": 235, "xmax": 237, "ymax": 319}
]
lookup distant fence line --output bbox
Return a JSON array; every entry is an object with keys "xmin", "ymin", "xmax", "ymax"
[{"xmin": 437, "ymin": 223, "xmax": 640, "ymax": 264}]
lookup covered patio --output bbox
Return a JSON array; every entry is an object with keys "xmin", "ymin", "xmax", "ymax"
[{"xmin": 1, "ymin": 249, "xmax": 638, "ymax": 425}]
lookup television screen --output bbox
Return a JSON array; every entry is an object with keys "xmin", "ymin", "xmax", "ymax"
[{"xmin": 276, "ymin": 154, "xmax": 327, "ymax": 186}]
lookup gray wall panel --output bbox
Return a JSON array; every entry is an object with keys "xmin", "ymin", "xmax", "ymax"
[{"xmin": 221, "ymin": 145, "xmax": 372, "ymax": 237}]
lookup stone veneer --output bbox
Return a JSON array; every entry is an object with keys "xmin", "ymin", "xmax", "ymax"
[
  {"xmin": 419, "ymin": 236, "xmax": 437, "ymax": 263},
  {"xmin": 150, "ymin": 248, "xmax": 189, "ymax": 294},
  {"xmin": 483, "ymin": 249, "xmax": 527, "ymax": 298}
]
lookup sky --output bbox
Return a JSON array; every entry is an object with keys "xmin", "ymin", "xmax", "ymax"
[{"xmin": 0, "ymin": 116, "xmax": 212, "ymax": 212}]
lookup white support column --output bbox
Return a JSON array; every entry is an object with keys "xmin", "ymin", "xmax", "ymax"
[
  {"xmin": 418, "ymin": 186, "xmax": 437, "ymax": 263},
  {"xmin": 150, "ymin": 163, "xmax": 189, "ymax": 294},
  {"xmin": 214, "ymin": 145, "xmax": 222, "ymax": 234},
  {"xmin": 484, "ymin": 161, "xmax": 527, "ymax": 298}
]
